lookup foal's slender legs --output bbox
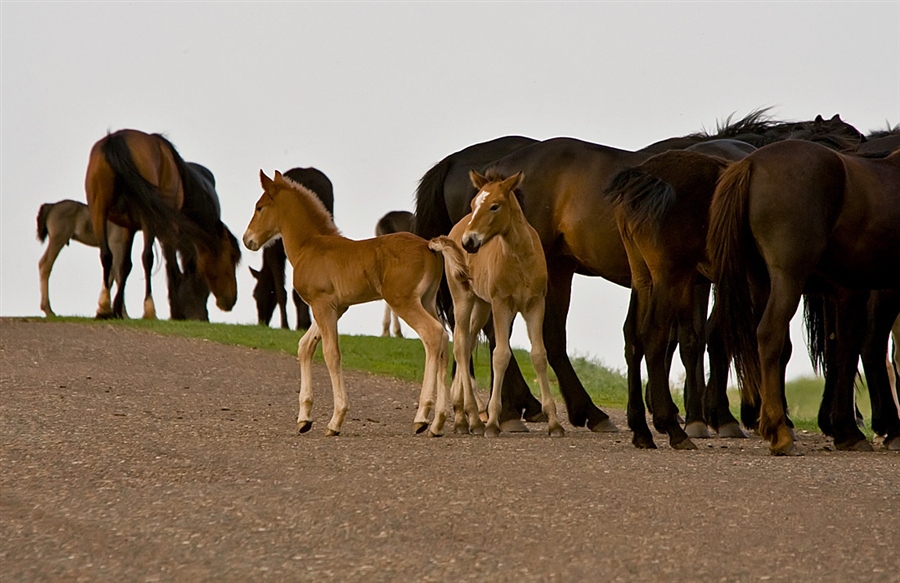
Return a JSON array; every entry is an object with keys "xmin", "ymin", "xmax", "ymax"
[
  {"xmin": 485, "ymin": 302, "xmax": 516, "ymax": 437},
  {"xmin": 38, "ymin": 235, "xmax": 68, "ymax": 317},
  {"xmin": 522, "ymin": 303, "xmax": 564, "ymax": 437},
  {"xmin": 313, "ymin": 306, "xmax": 350, "ymax": 436},
  {"xmin": 296, "ymin": 320, "xmax": 321, "ymax": 433}
]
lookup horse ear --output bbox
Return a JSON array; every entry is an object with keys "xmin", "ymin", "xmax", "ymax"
[
  {"xmin": 831, "ymin": 114, "xmax": 841, "ymax": 121},
  {"xmin": 260, "ymin": 169, "xmax": 274, "ymax": 191},
  {"xmin": 469, "ymin": 170, "xmax": 488, "ymax": 190},
  {"xmin": 274, "ymin": 170, "xmax": 284, "ymax": 182},
  {"xmin": 815, "ymin": 115, "xmax": 824, "ymax": 122},
  {"xmin": 503, "ymin": 171, "xmax": 524, "ymax": 191}
]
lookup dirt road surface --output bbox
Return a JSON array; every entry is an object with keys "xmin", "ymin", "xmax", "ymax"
[{"xmin": 1, "ymin": 318, "xmax": 897, "ymax": 582}]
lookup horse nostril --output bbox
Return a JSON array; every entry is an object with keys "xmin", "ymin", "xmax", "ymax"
[{"xmin": 462, "ymin": 235, "xmax": 481, "ymax": 254}]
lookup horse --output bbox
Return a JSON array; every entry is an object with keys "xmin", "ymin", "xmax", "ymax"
[
  {"xmin": 242, "ymin": 170, "xmax": 470, "ymax": 437},
  {"xmin": 37, "ymin": 200, "xmax": 130, "ymax": 317},
  {"xmin": 85, "ymin": 129, "xmax": 241, "ymax": 319},
  {"xmin": 250, "ymin": 167, "xmax": 334, "ymax": 330},
  {"xmin": 445, "ymin": 170, "xmax": 564, "ymax": 438},
  {"xmin": 375, "ymin": 210, "xmax": 415, "ymax": 337},
  {"xmin": 414, "ymin": 112, "xmax": 866, "ymax": 445},
  {"xmin": 603, "ymin": 149, "xmax": 749, "ymax": 448},
  {"xmin": 708, "ymin": 140, "xmax": 900, "ymax": 455}
]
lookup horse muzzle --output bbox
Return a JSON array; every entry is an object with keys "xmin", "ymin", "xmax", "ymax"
[
  {"xmin": 462, "ymin": 233, "xmax": 483, "ymax": 254},
  {"xmin": 242, "ymin": 231, "xmax": 260, "ymax": 251}
]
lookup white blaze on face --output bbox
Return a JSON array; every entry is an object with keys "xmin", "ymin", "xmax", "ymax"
[{"xmin": 473, "ymin": 188, "xmax": 491, "ymax": 215}]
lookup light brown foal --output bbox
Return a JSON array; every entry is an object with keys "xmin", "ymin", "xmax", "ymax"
[
  {"xmin": 242, "ymin": 170, "xmax": 469, "ymax": 436},
  {"xmin": 446, "ymin": 170, "xmax": 564, "ymax": 437}
]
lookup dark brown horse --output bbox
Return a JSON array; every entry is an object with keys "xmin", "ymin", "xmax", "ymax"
[
  {"xmin": 85, "ymin": 130, "xmax": 241, "ymax": 320},
  {"xmin": 250, "ymin": 167, "xmax": 334, "ymax": 330},
  {"xmin": 603, "ymin": 149, "xmax": 748, "ymax": 448},
  {"xmin": 708, "ymin": 140, "xmax": 900, "ymax": 455}
]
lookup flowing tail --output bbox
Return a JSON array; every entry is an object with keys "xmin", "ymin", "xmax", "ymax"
[
  {"xmin": 428, "ymin": 235, "xmax": 471, "ymax": 299},
  {"xmin": 707, "ymin": 158, "xmax": 761, "ymax": 405},
  {"xmin": 603, "ymin": 166, "xmax": 676, "ymax": 238},
  {"xmin": 101, "ymin": 132, "xmax": 183, "ymax": 244},
  {"xmin": 36, "ymin": 203, "xmax": 52, "ymax": 242}
]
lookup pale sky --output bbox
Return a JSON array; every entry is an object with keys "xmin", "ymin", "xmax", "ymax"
[{"xmin": 2, "ymin": 2, "xmax": 898, "ymax": 381}]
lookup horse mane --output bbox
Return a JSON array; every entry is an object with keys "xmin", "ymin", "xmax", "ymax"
[
  {"xmin": 866, "ymin": 124, "xmax": 900, "ymax": 139},
  {"xmin": 278, "ymin": 173, "xmax": 341, "ymax": 236}
]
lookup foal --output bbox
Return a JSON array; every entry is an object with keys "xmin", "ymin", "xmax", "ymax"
[
  {"xmin": 446, "ymin": 170, "xmax": 564, "ymax": 437},
  {"xmin": 243, "ymin": 170, "xmax": 469, "ymax": 436}
]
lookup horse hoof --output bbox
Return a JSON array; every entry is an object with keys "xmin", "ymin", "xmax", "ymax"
[
  {"xmin": 548, "ymin": 425, "xmax": 565, "ymax": 437},
  {"xmin": 413, "ymin": 422, "xmax": 429, "ymax": 434},
  {"xmin": 324, "ymin": 428, "xmax": 340, "ymax": 437},
  {"xmin": 484, "ymin": 426, "xmax": 501, "ymax": 438},
  {"xmin": 454, "ymin": 424, "xmax": 470, "ymax": 435},
  {"xmin": 836, "ymin": 438, "xmax": 873, "ymax": 452},
  {"xmin": 716, "ymin": 422, "xmax": 749, "ymax": 439},
  {"xmin": 500, "ymin": 418, "xmax": 528, "ymax": 433},
  {"xmin": 884, "ymin": 436, "xmax": 900, "ymax": 451},
  {"xmin": 671, "ymin": 437, "xmax": 698, "ymax": 450},
  {"xmin": 524, "ymin": 411, "xmax": 549, "ymax": 423},
  {"xmin": 684, "ymin": 421, "xmax": 711, "ymax": 439},
  {"xmin": 771, "ymin": 443, "xmax": 803, "ymax": 456},
  {"xmin": 297, "ymin": 421, "xmax": 313, "ymax": 434},
  {"xmin": 427, "ymin": 430, "xmax": 443, "ymax": 438},
  {"xmin": 632, "ymin": 434, "xmax": 657, "ymax": 449},
  {"xmin": 470, "ymin": 424, "xmax": 485, "ymax": 437},
  {"xmin": 588, "ymin": 418, "xmax": 620, "ymax": 433}
]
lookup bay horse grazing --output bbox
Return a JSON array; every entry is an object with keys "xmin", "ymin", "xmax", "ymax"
[
  {"xmin": 446, "ymin": 171, "xmax": 564, "ymax": 438},
  {"xmin": 37, "ymin": 200, "xmax": 130, "ymax": 317},
  {"xmin": 375, "ymin": 210, "xmax": 415, "ymax": 337},
  {"xmin": 85, "ymin": 129, "xmax": 241, "ymax": 319},
  {"xmin": 242, "ymin": 170, "xmax": 470, "ymax": 437},
  {"xmin": 250, "ymin": 167, "xmax": 334, "ymax": 330},
  {"xmin": 708, "ymin": 140, "xmax": 900, "ymax": 455},
  {"xmin": 37, "ymin": 196, "xmax": 214, "ymax": 320}
]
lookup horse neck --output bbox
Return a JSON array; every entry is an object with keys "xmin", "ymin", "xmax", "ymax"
[
  {"xmin": 498, "ymin": 199, "xmax": 536, "ymax": 253},
  {"xmin": 274, "ymin": 191, "xmax": 337, "ymax": 260}
]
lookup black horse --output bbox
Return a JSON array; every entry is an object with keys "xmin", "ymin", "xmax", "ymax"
[{"xmin": 250, "ymin": 167, "xmax": 334, "ymax": 330}]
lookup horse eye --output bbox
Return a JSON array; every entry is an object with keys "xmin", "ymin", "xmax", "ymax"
[
  {"xmin": 490, "ymin": 204, "xmax": 500, "ymax": 212},
  {"xmin": 256, "ymin": 206, "xmax": 262, "ymax": 212}
]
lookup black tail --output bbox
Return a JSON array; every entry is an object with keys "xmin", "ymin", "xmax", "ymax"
[
  {"xmin": 36, "ymin": 203, "xmax": 52, "ymax": 242},
  {"xmin": 603, "ymin": 167, "xmax": 676, "ymax": 238},
  {"xmin": 802, "ymin": 293, "xmax": 828, "ymax": 375},
  {"xmin": 102, "ymin": 132, "xmax": 183, "ymax": 244},
  {"xmin": 414, "ymin": 156, "xmax": 457, "ymax": 325}
]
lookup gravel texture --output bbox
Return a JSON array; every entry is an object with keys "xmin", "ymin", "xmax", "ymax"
[{"xmin": 1, "ymin": 318, "xmax": 898, "ymax": 582}]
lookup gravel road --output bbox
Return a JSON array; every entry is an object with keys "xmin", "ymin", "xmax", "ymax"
[{"xmin": 1, "ymin": 318, "xmax": 897, "ymax": 582}]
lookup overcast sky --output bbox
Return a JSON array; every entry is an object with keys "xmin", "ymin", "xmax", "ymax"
[{"xmin": 2, "ymin": 2, "xmax": 898, "ymax": 381}]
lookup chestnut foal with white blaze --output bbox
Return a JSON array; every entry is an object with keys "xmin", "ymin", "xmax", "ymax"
[
  {"xmin": 447, "ymin": 170, "xmax": 564, "ymax": 437},
  {"xmin": 243, "ymin": 170, "xmax": 469, "ymax": 436}
]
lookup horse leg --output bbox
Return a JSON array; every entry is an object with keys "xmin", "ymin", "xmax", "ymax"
[
  {"xmin": 682, "ymin": 282, "xmax": 710, "ymax": 438},
  {"xmin": 294, "ymin": 291, "xmax": 312, "ymax": 330},
  {"xmin": 381, "ymin": 303, "xmax": 392, "ymax": 337},
  {"xmin": 272, "ymin": 262, "xmax": 289, "ymax": 330},
  {"xmin": 450, "ymin": 293, "xmax": 486, "ymax": 435},
  {"xmin": 163, "ymin": 242, "xmax": 184, "ymax": 319},
  {"xmin": 110, "ymin": 229, "xmax": 135, "ymax": 319},
  {"xmin": 311, "ymin": 307, "xmax": 349, "ymax": 436},
  {"xmin": 392, "ymin": 311, "xmax": 403, "ymax": 338},
  {"xmin": 625, "ymin": 287, "xmax": 654, "ymax": 448},
  {"xmin": 38, "ymin": 235, "xmax": 68, "ymax": 317},
  {"xmin": 522, "ymin": 302, "xmax": 564, "ymax": 437},
  {"xmin": 756, "ymin": 273, "xmax": 804, "ymax": 456},
  {"xmin": 861, "ymin": 291, "xmax": 900, "ymax": 450},
  {"xmin": 296, "ymin": 321, "xmax": 322, "ymax": 434},
  {"xmin": 485, "ymin": 302, "xmax": 516, "ymax": 437},
  {"xmin": 482, "ymin": 321, "xmax": 542, "ymax": 432},
  {"xmin": 394, "ymin": 300, "xmax": 450, "ymax": 437},
  {"xmin": 643, "ymin": 284, "xmax": 695, "ymax": 450},
  {"xmin": 706, "ymin": 314, "xmax": 747, "ymax": 438},
  {"xmin": 138, "ymin": 230, "xmax": 156, "ymax": 319},
  {"xmin": 544, "ymin": 262, "xmax": 617, "ymax": 432},
  {"xmin": 828, "ymin": 289, "xmax": 873, "ymax": 451}
]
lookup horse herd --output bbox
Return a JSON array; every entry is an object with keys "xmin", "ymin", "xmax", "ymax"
[{"xmin": 36, "ymin": 111, "xmax": 900, "ymax": 455}]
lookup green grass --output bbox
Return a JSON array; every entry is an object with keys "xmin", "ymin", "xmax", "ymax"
[{"xmin": 31, "ymin": 317, "xmax": 859, "ymax": 434}]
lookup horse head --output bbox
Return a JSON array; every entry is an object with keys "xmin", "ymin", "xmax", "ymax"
[
  {"xmin": 196, "ymin": 224, "xmax": 240, "ymax": 311},
  {"xmin": 461, "ymin": 170, "xmax": 524, "ymax": 253}
]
